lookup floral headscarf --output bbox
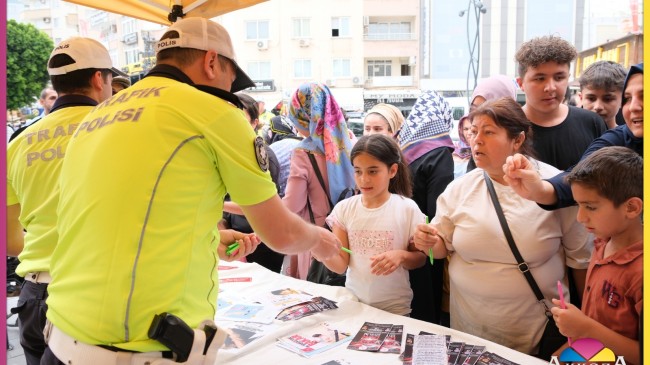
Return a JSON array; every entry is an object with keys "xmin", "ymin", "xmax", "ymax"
[
  {"xmin": 399, "ymin": 90, "xmax": 455, "ymax": 164},
  {"xmin": 289, "ymin": 83, "xmax": 355, "ymax": 201}
]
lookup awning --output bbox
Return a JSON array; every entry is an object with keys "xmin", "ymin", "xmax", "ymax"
[{"xmin": 63, "ymin": 0, "xmax": 267, "ymax": 25}]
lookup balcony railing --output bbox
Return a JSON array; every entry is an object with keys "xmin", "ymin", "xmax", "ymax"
[{"xmin": 364, "ymin": 33, "xmax": 415, "ymax": 41}]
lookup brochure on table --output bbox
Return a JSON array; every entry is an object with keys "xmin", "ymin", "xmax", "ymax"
[{"xmin": 215, "ymin": 261, "xmax": 547, "ymax": 365}]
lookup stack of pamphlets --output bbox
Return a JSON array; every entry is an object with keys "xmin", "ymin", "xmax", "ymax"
[
  {"xmin": 398, "ymin": 330, "xmax": 519, "ymax": 365},
  {"xmin": 216, "ymin": 288, "xmax": 339, "ymax": 324},
  {"xmin": 275, "ymin": 296, "xmax": 339, "ymax": 321},
  {"xmin": 347, "ymin": 322, "xmax": 396, "ymax": 352},
  {"xmin": 400, "ymin": 331, "xmax": 449, "ymax": 364},
  {"xmin": 276, "ymin": 322, "xmax": 353, "ymax": 358},
  {"xmin": 412, "ymin": 334, "xmax": 448, "ymax": 364},
  {"xmin": 378, "ymin": 325, "xmax": 404, "ymax": 353}
]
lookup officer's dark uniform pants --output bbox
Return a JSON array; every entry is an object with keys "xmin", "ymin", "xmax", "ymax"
[{"xmin": 13, "ymin": 281, "xmax": 49, "ymax": 365}]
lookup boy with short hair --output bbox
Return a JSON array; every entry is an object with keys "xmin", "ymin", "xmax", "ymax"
[
  {"xmin": 578, "ymin": 60, "xmax": 627, "ymax": 129},
  {"xmin": 551, "ymin": 146, "xmax": 642, "ymax": 365},
  {"xmin": 515, "ymin": 35, "xmax": 607, "ymax": 171}
]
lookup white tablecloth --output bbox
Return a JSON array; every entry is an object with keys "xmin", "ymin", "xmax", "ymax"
[{"xmin": 215, "ymin": 261, "xmax": 547, "ymax": 365}]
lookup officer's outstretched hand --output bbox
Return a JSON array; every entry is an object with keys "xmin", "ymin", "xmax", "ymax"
[
  {"xmin": 217, "ymin": 230, "xmax": 261, "ymax": 261},
  {"xmin": 310, "ymin": 226, "xmax": 342, "ymax": 262}
]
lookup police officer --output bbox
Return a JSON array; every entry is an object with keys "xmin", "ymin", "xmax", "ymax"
[
  {"xmin": 42, "ymin": 18, "xmax": 341, "ymax": 365},
  {"xmin": 6, "ymin": 37, "xmax": 126, "ymax": 365}
]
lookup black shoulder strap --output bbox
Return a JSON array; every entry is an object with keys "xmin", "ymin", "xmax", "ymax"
[
  {"xmin": 306, "ymin": 152, "xmax": 334, "ymax": 209},
  {"xmin": 306, "ymin": 196, "xmax": 316, "ymax": 224},
  {"xmin": 483, "ymin": 171, "xmax": 551, "ymax": 316}
]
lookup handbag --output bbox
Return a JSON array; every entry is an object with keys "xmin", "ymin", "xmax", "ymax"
[
  {"xmin": 304, "ymin": 152, "xmax": 347, "ymax": 287},
  {"xmin": 483, "ymin": 171, "xmax": 566, "ymax": 360}
]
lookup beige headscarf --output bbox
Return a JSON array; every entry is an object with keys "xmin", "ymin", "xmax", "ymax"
[{"xmin": 366, "ymin": 103, "xmax": 405, "ymax": 135}]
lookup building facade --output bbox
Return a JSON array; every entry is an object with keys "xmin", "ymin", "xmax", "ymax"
[
  {"xmin": 9, "ymin": 0, "xmax": 640, "ymax": 115},
  {"xmin": 78, "ymin": 9, "xmax": 163, "ymax": 83},
  {"xmin": 217, "ymin": 0, "xmax": 420, "ymax": 113},
  {"xmin": 11, "ymin": 0, "xmax": 82, "ymax": 45}
]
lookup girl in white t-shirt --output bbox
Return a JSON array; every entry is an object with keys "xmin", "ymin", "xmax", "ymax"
[{"xmin": 322, "ymin": 134, "xmax": 426, "ymax": 315}]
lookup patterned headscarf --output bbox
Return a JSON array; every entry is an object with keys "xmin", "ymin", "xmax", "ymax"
[
  {"xmin": 289, "ymin": 83, "xmax": 355, "ymax": 201},
  {"xmin": 269, "ymin": 115, "xmax": 300, "ymax": 144},
  {"xmin": 399, "ymin": 90, "xmax": 455, "ymax": 164}
]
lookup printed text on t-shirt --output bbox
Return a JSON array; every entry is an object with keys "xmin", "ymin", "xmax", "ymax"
[{"xmin": 349, "ymin": 230, "xmax": 394, "ymax": 255}]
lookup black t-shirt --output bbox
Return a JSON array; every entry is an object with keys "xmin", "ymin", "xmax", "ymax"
[
  {"xmin": 531, "ymin": 106, "xmax": 607, "ymax": 170},
  {"xmin": 543, "ymin": 124, "xmax": 643, "ymax": 210}
]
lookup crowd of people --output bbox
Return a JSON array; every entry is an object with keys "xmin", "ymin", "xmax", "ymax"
[{"xmin": 5, "ymin": 16, "xmax": 643, "ymax": 365}]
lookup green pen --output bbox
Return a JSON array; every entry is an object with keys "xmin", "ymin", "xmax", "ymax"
[
  {"xmin": 226, "ymin": 242, "xmax": 239, "ymax": 256},
  {"xmin": 426, "ymin": 216, "xmax": 434, "ymax": 265},
  {"xmin": 341, "ymin": 247, "xmax": 353, "ymax": 254}
]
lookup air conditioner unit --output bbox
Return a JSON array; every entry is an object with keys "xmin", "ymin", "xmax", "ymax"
[
  {"xmin": 325, "ymin": 79, "xmax": 335, "ymax": 87},
  {"xmin": 43, "ymin": 17, "xmax": 51, "ymax": 23},
  {"xmin": 352, "ymin": 76, "xmax": 362, "ymax": 85},
  {"xmin": 257, "ymin": 40, "xmax": 269, "ymax": 50},
  {"xmin": 299, "ymin": 39, "xmax": 310, "ymax": 47}
]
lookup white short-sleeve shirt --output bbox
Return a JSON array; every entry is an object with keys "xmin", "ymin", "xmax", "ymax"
[
  {"xmin": 433, "ymin": 160, "xmax": 591, "ymax": 354},
  {"xmin": 327, "ymin": 194, "xmax": 424, "ymax": 315}
]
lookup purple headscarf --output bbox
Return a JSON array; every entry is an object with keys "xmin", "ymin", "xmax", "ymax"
[
  {"xmin": 471, "ymin": 75, "xmax": 518, "ymax": 105},
  {"xmin": 453, "ymin": 114, "xmax": 472, "ymax": 159}
]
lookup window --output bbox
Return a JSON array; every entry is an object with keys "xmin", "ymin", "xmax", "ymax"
[
  {"xmin": 247, "ymin": 61, "xmax": 272, "ymax": 80},
  {"xmin": 122, "ymin": 18, "xmax": 136, "ymax": 35},
  {"xmin": 367, "ymin": 60, "xmax": 392, "ymax": 78},
  {"xmin": 294, "ymin": 59, "xmax": 312, "ymax": 78},
  {"xmin": 367, "ymin": 22, "xmax": 411, "ymax": 40},
  {"xmin": 246, "ymin": 20, "xmax": 269, "ymax": 40},
  {"xmin": 125, "ymin": 48, "xmax": 138, "ymax": 65},
  {"xmin": 293, "ymin": 18, "xmax": 310, "ymax": 38},
  {"xmin": 331, "ymin": 17, "xmax": 350, "ymax": 37},
  {"xmin": 332, "ymin": 59, "xmax": 351, "ymax": 78},
  {"xmin": 400, "ymin": 64, "xmax": 411, "ymax": 76}
]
